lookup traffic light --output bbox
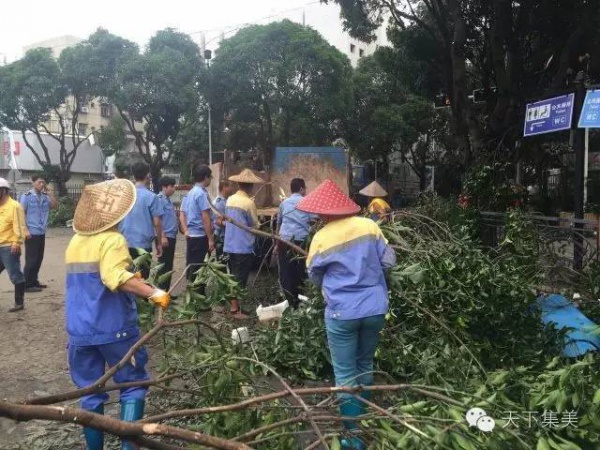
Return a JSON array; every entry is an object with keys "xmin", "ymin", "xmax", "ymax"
[{"xmin": 472, "ymin": 87, "xmax": 498, "ymax": 104}]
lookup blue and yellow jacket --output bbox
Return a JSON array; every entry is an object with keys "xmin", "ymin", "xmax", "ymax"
[
  {"xmin": 224, "ymin": 190, "xmax": 258, "ymax": 254},
  {"xmin": 307, "ymin": 216, "xmax": 396, "ymax": 320},
  {"xmin": 65, "ymin": 230, "xmax": 138, "ymax": 346}
]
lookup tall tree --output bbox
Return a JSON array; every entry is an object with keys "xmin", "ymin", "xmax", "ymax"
[
  {"xmin": 327, "ymin": 0, "xmax": 600, "ymax": 169},
  {"xmin": 109, "ymin": 29, "xmax": 202, "ymax": 191},
  {"xmin": 207, "ymin": 20, "xmax": 354, "ymax": 167},
  {"xmin": 0, "ymin": 48, "xmax": 91, "ymax": 194},
  {"xmin": 350, "ymin": 52, "xmax": 449, "ymax": 188}
]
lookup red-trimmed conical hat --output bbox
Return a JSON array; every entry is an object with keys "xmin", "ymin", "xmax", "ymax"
[{"xmin": 296, "ymin": 179, "xmax": 360, "ymax": 216}]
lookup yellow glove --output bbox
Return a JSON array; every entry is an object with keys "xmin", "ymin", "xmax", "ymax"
[
  {"xmin": 134, "ymin": 272, "xmax": 143, "ymax": 279},
  {"xmin": 149, "ymin": 289, "xmax": 170, "ymax": 309}
]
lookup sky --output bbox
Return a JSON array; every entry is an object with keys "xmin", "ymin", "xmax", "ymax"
[{"xmin": 0, "ymin": 0, "xmax": 319, "ymax": 62}]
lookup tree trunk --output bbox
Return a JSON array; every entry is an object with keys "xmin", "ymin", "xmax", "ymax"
[{"xmin": 151, "ymin": 167, "xmax": 162, "ymax": 194}]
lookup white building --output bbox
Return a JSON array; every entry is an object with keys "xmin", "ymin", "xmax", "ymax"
[{"xmin": 23, "ymin": 35, "xmax": 83, "ymax": 59}]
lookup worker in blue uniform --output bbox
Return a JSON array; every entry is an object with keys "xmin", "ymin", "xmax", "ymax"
[
  {"xmin": 276, "ymin": 178, "xmax": 315, "ymax": 308},
  {"xmin": 20, "ymin": 173, "xmax": 57, "ymax": 292},
  {"xmin": 156, "ymin": 176, "xmax": 178, "ymax": 290},
  {"xmin": 65, "ymin": 178, "xmax": 170, "ymax": 450},
  {"xmin": 119, "ymin": 163, "xmax": 163, "ymax": 279},
  {"xmin": 298, "ymin": 179, "xmax": 396, "ymax": 450}
]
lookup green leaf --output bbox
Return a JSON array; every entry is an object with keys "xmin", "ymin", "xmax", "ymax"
[
  {"xmin": 593, "ymin": 389, "xmax": 600, "ymax": 405},
  {"xmin": 331, "ymin": 437, "xmax": 341, "ymax": 450}
]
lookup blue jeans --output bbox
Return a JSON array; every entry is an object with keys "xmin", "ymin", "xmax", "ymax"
[
  {"xmin": 68, "ymin": 338, "xmax": 150, "ymax": 410},
  {"xmin": 325, "ymin": 315, "xmax": 385, "ymax": 398},
  {"xmin": 0, "ymin": 245, "xmax": 25, "ymax": 285}
]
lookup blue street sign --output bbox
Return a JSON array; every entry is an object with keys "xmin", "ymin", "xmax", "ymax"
[
  {"xmin": 524, "ymin": 93, "xmax": 574, "ymax": 137},
  {"xmin": 579, "ymin": 90, "xmax": 600, "ymax": 128}
]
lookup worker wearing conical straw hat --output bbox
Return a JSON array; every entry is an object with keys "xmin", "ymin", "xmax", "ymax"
[
  {"xmin": 223, "ymin": 169, "xmax": 264, "ymax": 319},
  {"xmin": 359, "ymin": 180, "xmax": 391, "ymax": 222},
  {"xmin": 66, "ymin": 179, "xmax": 171, "ymax": 450},
  {"xmin": 297, "ymin": 179, "xmax": 396, "ymax": 450}
]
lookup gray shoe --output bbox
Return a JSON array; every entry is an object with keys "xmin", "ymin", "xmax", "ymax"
[{"xmin": 8, "ymin": 305, "xmax": 24, "ymax": 312}]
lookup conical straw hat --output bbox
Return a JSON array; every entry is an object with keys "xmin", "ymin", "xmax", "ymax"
[
  {"xmin": 73, "ymin": 179, "xmax": 136, "ymax": 235},
  {"xmin": 228, "ymin": 169, "xmax": 264, "ymax": 184},
  {"xmin": 296, "ymin": 179, "xmax": 360, "ymax": 216},
  {"xmin": 359, "ymin": 181, "xmax": 387, "ymax": 197}
]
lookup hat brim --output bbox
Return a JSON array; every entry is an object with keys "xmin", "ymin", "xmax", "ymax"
[
  {"xmin": 359, "ymin": 183, "xmax": 388, "ymax": 197},
  {"xmin": 228, "ymin": 172, "xmax": 265, "ymax": 184},
  {"xmin": 296, "ymin": 203, "xmax": 360, "ymax": 216}
]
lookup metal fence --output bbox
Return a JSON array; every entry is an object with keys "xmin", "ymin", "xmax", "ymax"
[{"xmin": 479, "ymin": 211, "xmax": 600, "ymax": 272}]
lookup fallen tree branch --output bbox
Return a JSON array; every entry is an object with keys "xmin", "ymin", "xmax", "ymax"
[
  {"xmin": 235, "ymin": 357, "xmax": 330, "ymax": 450},
  {"xmin": 208, "ymin": 200, "xmax": 307, "ymax": 256},
  {"xmin": 0, "ymin": 402, "xmax": 252, "ymax": 450},
  {"xmin": 142, "ymin": 384, "xmax": 463, "ymax": 423},
  {"xmin": 24, "ymin": 319, "xmax": 213, "ymax": 406}
]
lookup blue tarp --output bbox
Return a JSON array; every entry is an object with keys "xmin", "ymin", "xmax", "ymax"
[{"xmin": 536, "ymin": 294, "xmax": 600, "ymax": 358}]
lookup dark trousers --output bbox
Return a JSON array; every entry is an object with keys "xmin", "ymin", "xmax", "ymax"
[
  {"xmin": 129, "ymin": 248, "xmax": 152, "ymax": 280},
  {"xmin": 158, "ymin": 237, "xmax": 176, "ymax": 290},
  {"xmin": 24, "ymin": 234, "xmax": 45, "ymax": 287},
  {"xmin": 228, "ymin": 253, "xmax": 254, "ymax": 289},
  {"xmin": 186, "ymin": 236, "xmax": 209, "ymax": 281},
  {"xmin": 278, "ymin": 243, "xmax": 307, "ymax": 308}
]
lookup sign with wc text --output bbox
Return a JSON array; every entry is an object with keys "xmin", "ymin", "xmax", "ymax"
[
  {"xmin": 578, "ymin": 89, "xmax": 600, "ymax": 128},
  {"xmin": 524, "ymin": 93, "xmax": 574, "ymax": 137}
]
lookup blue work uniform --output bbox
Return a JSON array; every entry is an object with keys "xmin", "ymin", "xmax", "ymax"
[
  {"xmin": 224, "ymin": 190, "xmax": 258, "ymax": 255},
  {"xmin": 213, "ymin": 195, "xmax": 227, "ymax": 237},
  {"xmin": 224, "ymin": 190, "xmax": 258, "ymax": 288},
  {"xmin": 307, "ymin": 216, "xmax": 396, "ymax": 320},
  {"xmin": 65, "ymin": 231, "xmax": 149, "ymax": 411},
  {"xmin": 157, "ymin": 193, "xmax": 178, "ymax": 239},
  {"xmin": 119, "ymin": 185, "xmax": 163, "ymax": 251},
  {"xmin": 278, "ymin": 193, "xmax": 315, "ymax": 242},
  {"xmin": 20, "ymin": 190, "xmax": 51, "ymax": 236},
  {"xmin": 307, "ymin": 216, "xmax": 396, "ymax": 402},
  {"xmin": 183, "ymin": 184, "xmax": 211, "ymax": 237}
]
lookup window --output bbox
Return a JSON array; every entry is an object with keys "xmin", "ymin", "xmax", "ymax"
[
  {"xmin": 359, "ymin": 49, "xmax": 365, "ymax": 57},
  {"xmin": 350, "ymin": 44, "xmax": 356, "ymax": 53},
  {"xmin": 78, "ymin": 104, "xmax": 89, "ymax": 114},
  {"xmin": 79, "ymin": 123, "xmax": 87, "ymax": 136},
  {"xmin": 100, "ymin": 103, "xmax": 112, "ymax": 118}
]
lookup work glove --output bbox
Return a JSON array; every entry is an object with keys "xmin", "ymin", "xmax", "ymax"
[
  {"xmin": 134, "ymin": 272, "xmax": 143, "ymax": 279},
  {"xmin": 149, "ymin": 289, "xmax": 171, "ymax": 310}
]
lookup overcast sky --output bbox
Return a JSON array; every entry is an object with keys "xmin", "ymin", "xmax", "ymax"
[{"xmin": 0, "ymin": 0, "xmax": 318, "ymax": 62}]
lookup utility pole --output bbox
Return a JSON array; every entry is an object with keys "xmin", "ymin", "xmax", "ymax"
[
  {"xmin": 204, "ymin": 49, "xmax": 213, "ymax": 166},
  {"xmin": 573, "ymin": 70, "xmax": 587, "ymax": 271}
]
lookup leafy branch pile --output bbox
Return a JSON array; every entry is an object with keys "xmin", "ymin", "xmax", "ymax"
[
  {"xmin": 23, "ymin": 209, "xmax": 599, "ymax": 449},
  {"xmin": 134, "ymin": 207, "xmax": 600, "ymax": 449}
]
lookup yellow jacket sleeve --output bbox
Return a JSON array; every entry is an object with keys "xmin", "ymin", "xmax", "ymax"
[
  {"xmin": 12, "ymin": 203, "xmax": 27, "ymax": 244},
  {"xmin": 99, "ymin": 233, "xmax": 135, "ymax": 291}
]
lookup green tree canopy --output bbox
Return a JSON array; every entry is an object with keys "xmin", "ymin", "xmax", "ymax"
[
  {"xmin": 328, "ymin": 0, "xmax": 600, "ymax": 170},
  {"xmin": 0, "ymin": 47, "xmax": 92, "ymax": 194},
  {"xmin": 108, "ymin": 28, "xmax": 202, "ymax": 189},
  {"xmin": 207, "ymin": 20, "xmax": 354, "ymax": 166}
]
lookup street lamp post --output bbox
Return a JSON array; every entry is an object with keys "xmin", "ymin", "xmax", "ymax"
[{"xmin": 204, "ymin": 49, "xmax": 213, "ymax": 166}]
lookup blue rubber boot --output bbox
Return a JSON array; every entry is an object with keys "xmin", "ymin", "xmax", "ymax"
[
  {"xmin": 120, "ymin": 399, "xmax": 145, "ymax": 450},
  {"xmin": 339, "ymin": 397, "xmax": 366, "ymax": 450},
  {"xmin": 83, "ymin": 404, "xmax": 104, "ymax": 450}
]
